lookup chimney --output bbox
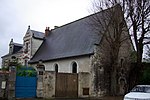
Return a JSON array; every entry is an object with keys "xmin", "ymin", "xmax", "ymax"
[{"xmin": 45, "ymin": 27, "xmax": 50, "ymax": 37}]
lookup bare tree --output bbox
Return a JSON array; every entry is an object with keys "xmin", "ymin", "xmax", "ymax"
[
  {"xmin": 90, "ymin": 0, "xmax": 150, "ymax": 95},
  {"xmin": 123, "ymin": 0, "xmax": 150, "ymax": 85},
  {"xmin": 90, "ymin": 1, "xmax": 130, "ymax": 95},
  {"xmin": 125, "ymin": 0, "xmax": 150, "ymax": 63},
  {"xmin": 144, "ymin": 45, "xmax": 150, "ymax": 62}
]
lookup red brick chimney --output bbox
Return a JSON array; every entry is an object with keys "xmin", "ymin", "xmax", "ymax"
[{"xmin": 45, "ymin": 27, "xmax": 50, "ymax": 37}]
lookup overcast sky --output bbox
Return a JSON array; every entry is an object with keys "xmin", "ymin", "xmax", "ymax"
[{"xmin": 0, "ymin": 0, "xmax": 93, "ymax": 66}]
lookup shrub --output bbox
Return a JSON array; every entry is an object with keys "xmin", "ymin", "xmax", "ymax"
[
  {"xmin": 140, "ymin": 67, "xmax": 150, "ymax": 84},
  {"xmin": 16, "ymin": 66, "xmax": 36, "ymax": 77}
]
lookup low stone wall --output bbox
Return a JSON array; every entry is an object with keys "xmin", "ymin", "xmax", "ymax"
[
  {"xmin": 36, "ymin": 70, "xmax": 56, "ymax": 98},
  {"xmin": 7, "ymin": 71, "xmax": 16, "ymax": 100},
  {"xmin": 0, "ymin": 69, "xmax": 16, "ymax": 100},
  {"xmin": 0, "ymin": 71, "xmax": 9, "ymax": 99},
  {"xmin": 78, "ymin": 72, "xmax": 91, "ymax": 97},
  {"xmin": 37, "ymin": 71, "xmax": 95, "ymax": 98}
]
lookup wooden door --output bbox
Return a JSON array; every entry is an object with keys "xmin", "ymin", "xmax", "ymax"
[{"xmin": 55, "ymin": 73, "xmax": 78, "ymax": 97}]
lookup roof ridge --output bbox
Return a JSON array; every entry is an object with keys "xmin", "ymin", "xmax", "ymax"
[
  {"xmin": 51, "ymin": 4, "xmax": 120, "ymax": 31},
  {"xmin": 31, "ymin": 30, "xmax": 44, "ymax": 34},
  {"xmin": 51, "ymin": 13, "xmax": 94, "ymax": 31},
  {"xmin": 13, "ymin": 42, "xmax": 23, "ymax": 46}
]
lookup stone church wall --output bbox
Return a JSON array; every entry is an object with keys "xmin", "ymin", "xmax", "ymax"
[{"xmin": 90, "ymin": 30, "xmax": 134, "ymax": 96}]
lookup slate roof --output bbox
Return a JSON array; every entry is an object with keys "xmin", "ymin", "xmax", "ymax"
[
  {"xmin": 31, "ymin": 30, "xmax": 44, "ymax": 39},
  {"xmin": 12, "ymin": 43, "xmax": 23, "ymax": 54},
  {"xmin": 1, "ymin": 43, "xmax": 23, "ymax": 58},
  {"xmin": 29, "ymin": 13, "xmax": 102, "ymax": 63}
]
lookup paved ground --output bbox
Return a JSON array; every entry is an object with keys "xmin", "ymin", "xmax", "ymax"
[
  {"xmin": 0, "ymin": 96, "xmax": 123, "ymax": 100},
  {"xmin": 15, "ymin": 96, "xmax": 123, "ymax": 100},
  {"xmin": 100, "ymin": 96, "xmax": 123, "ymax": 100}
]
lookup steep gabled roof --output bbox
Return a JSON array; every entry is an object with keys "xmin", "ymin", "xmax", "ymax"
[
  {"xmin": 25, "ymin": 26, "xmax": 44, "ymax": 40},
  {"xmin": 31, "ymin": 30, "xmax": 44, "ymax": 39},
  {"xmin": 29, "ymin": 4, "xmax": 124, "ymax": 63},
  {"xmin": 29, "ymin": 13, "xmax": 102, "ymax": 63}
]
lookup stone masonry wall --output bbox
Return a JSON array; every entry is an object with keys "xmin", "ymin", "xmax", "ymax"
[
  {"xmin": 0, "ymin": 71, "xmax": 9, "ymax": 98},
  {"xmin": 0, "ymin": 69, "xmax": 16, "ymax": 100},
  {"xmin": 7, "ymin": 71, "xmax": 16, "ymax": 100},
  {"xmin": 43, "ymin": 71, "xmax": 55, "ymax": 98},
  {"xmin": 78, "ymin": 72, "xmax": 91, "ymax": 97}
]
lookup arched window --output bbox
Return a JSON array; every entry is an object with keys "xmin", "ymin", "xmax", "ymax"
[
  {"xmin": 72, "ymin": 62, "xmax": 77, "ymax": 73},
  {"xmin": 54, "ymin": 64, "xmax": 58, "ymax": 73}
]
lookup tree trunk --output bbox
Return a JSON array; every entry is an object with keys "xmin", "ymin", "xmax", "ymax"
[
  {"xmin": 109, "ymin": 61, "xmax": 118, "ymax": 96},
  {"xmin": 135, "ymin": 42, "xmax": 143, "ymax": 83},
  {"xmin": 110, "ymin": 43, "xmax": 120, "ymax": 95},
  {"xmin": 110, "ymin": 66, "xmax": 117, "ymax": 95}
]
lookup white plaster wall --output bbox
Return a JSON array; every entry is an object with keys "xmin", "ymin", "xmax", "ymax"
[{"xmin": 41, "ymin": 56, "xmax": 91, "ymax": 73}]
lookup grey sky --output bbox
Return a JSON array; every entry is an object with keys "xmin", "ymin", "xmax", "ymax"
[{"xmin": 0, "ymin": 0, "xmax": 93, "ymax": 66}]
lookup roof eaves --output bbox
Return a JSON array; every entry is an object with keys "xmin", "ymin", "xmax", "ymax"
[
  {"xmin": 1, "ymin": 49, "xmax": 23, "ymax": 58},
  {"xmin": 1, "ymin": 54, "xmax": 10, "ymax": 58}
]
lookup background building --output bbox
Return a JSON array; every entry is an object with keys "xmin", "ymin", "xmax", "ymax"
[{"xmin": 1, "ymin": 26, "xmax": 44, "ymax": 67}]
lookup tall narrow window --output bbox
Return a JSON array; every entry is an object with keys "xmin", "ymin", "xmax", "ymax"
[
  {"xmin": 72, "ymin": 62, "xmax": 77, "ymax": 73},
  {"xmin": 54, "ymin": 64, "xmax": 58, "ymax": 73},
  {"xmin": 121, "ymin": 58, "xmax": 124, "ymax": 67},
  {"xmin": 25, "ymin": 42, "xmax": 29, "ymax": 52}
]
